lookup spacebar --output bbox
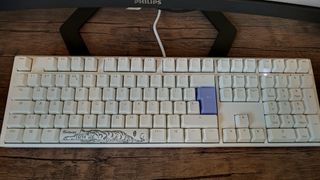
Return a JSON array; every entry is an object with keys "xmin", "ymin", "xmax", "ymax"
[{"xmin": 60, "ymin": 129, "xmax": 149, "ymax": 143}]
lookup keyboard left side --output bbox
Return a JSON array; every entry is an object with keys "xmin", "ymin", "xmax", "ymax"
[{"xmin": 1, "ymin": 56, "xmax": 147, "ymax": 147}]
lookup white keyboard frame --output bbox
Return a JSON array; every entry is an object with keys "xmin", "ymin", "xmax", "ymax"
[{"xmin": 1, "ymin": 56, "xmax": 319, "ymax": 148}]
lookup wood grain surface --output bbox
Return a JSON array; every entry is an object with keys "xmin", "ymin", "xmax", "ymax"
[{"xmin": 0, "ymin": 8, "xmax": 320, "ymax": 180}]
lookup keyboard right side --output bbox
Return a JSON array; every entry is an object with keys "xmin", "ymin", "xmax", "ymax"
[{"xmin": 0, "ymin": 56, "xmax": 320, "ymax": 148}]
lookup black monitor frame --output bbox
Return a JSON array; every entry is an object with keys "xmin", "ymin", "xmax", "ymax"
[
  {"xmin": 1, "ymin": 0, "xmax": 320, "ymax": 23},
  {"xmin": 1, "ymin": 0, "xmax": 320, "ymax": 56}
]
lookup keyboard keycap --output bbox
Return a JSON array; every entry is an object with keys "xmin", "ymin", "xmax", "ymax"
[
  {"xmin": 297, "ymin": 59, "xmax": 310, "ymax": 73},
  {"xmin": 237, "ymin": 128, "xmax": 251, "ymax": 142},
  {"xmin": 57, "ymin": 57, "xmax": 71, "ymax": 71},
  {"xmin": 160, "ymin": 101, "xmax": 173, "ymax": 114},
  {"xmin": 144, "ymin": 58, "xmax": 156, "ymax": 72},
  {"xmin": 163, "ymin": 75, "xmax": 175, "ymax": 88},
  {"xmin": 97, "ymin": 115, "xmax": 111, "ymax": 128},
  {"xmin": 250, "ymin": 129, "xmax": 265, "ymax": 142},
  {"xmin": 7, "ymin": 115, "xmax": 25, "ymax": 128},
  {"xmin": 202, "ymin": 129, "xmax": 219, "ymax": 143},
  {"xmin": 189, "ymin": 58, "xmax": 201, "ymax": 72},
  {"xmin": 39, "ymin": 115, "xmax": 54, "ymax": 128},
  {"xmin": 187, "ymin": 101, "xmax": 200, "ymax": 114},
  {"xmin": 295, "ymin": 128, "xmax": 310, "ymax": 142},
  {"xmin": 15, "ymin": 56, "xmax": 32, "ymax": 71},
  {"xmin": 27, "ymin": 74, "xmax": 41, "ymax": 87},
  {"xmin": 83, "ymin": 74, "xmax": 96, "ymax": 87},
  {"xmin": 303, "ymin": 89, "xmax": 319, "ymax": 114},
  {"xmin": 5, "ymin": 129, "xmax": 24, "ymax": 143},
  {"xmin": 185, "ymin": 129, "xmax": 201, "ymax": 142},
  {"xmin": 150, "ymin": 75, "xmax": 162, "ymax": 87},
  {"xmin": 176, "ymin": 58, "xmax": 188, "ymax": 72},
  {"xmin": 41, "ymin": 129, "xmax": 60, "ymax": 143},
  {"xmin": 131, "ymin": 57, "xmax": 143, "ymax": 72},
  {"xmin": 117, "ymin": 57, "xmax": 130, "ymax": 72},
  {"xmin": 54, "ymin": 115, "xmax": 69, "ymax": 128},
  {"xmin": 133, "ymin": 101, "xmax": 146, "ymax": 114},
  {"xmin": 153, "ymin": 115, "xmax": 166, "ymax": 128},
  {"xmin": 265, "ymin": 115, "xmax": 280, "ymax": 128},
  {"xmin": 74, "ymin": 88, "xmax": 88, "ymax": 101},
  {"xmin": 190, "ymin": 75, "xmax": 215, "ymax": 87},
  {"xmin": 177, "ymin": 75, "xmax": 189, "ymax": 88},
  {"xmin": 217, "ymin": 58, "xmax": 230, "ymax": 72},
  {"xmin": 261, "ymin": 76, "xmax": 274, "ymax": 88},
  {"xmin": 219, "ymin": 75, "xmax": 232, "ymax": 88},
  {"xmin": 123, "ymin": 75, "xmax": 136, "ymax": 88},
  {"xmin": 168, "ymin": 129, "xmax": 184, "ymax": 143},
  {"xmin": 307, "ymin": 115, "xmax": 320, "ymax": 142},
  {"xmin": 104, "ymin": 57, "xmax": 117, "ymax": 72},
  {"xmin": 83, "ymin": 115, "xmax": 97, "ymax": 128},
  {"xmin": 181, "ymin": 115, "xmax": 218, "ymax": 128},
  {"xmin": 259, "ymin": 59, "xmax": 272, "ymax": 72},
  {"xmin": 163, "ymin": 58, "xmax": 175, "ymax": 72},
  {"xmin": 14, "ymin": 87, "xmax": 33, "ymax": 100},
  {"xmin": 272, "ymin": 59, "xmax": 285, "ymax": 72},
  {"xmin": 231, "ymin": 58, "xmax": 243, "ymax": 72},
  {"xmin": 246, "ymin": 88, "xmax": 260, "ymax": 102},
  {"xmin": 69, "ymin": 115, "xmax": 83, "ymax": 128},
  {"xmin": 139, "ymin": 115, "xmax": 153, "ymax": 128},
  {"xmin": 71, "ymin": 57, "xmax": 84, "ymax": 71},
  {"xmin": 201, "ymin": 58, "xmax": 214, "ymax": 72},
  {"xmin": 110, "ymin": 75, "xmax": 123, "ymax": 87},
  {"xmin": 125, "ymin": 115, "xmax": 139, "ymax": 128},
  {"xmin": 23, "ymin": 129, "xmax": 42, "ymax": 143},
  {"xmin": 220, "ymin": 88, "xmax": 233, "ymax": 102},
  {"xmin": 243, "ymin": 58, "xmax": 256, "ymax": 72},
  {"xmin": 267, "ymin": 129, "xmax": 296, "ymax": 142},
  {"xmin": 84, "ymin": 57, "xmax": 97, "ymax": 71},
  {"xmin": 137, "ymin": 75, "xmax": 149, "ymax": 88},
  {"xmin": 223, "ymin": 129, "xmax": 236, "ymax": 142},
  {"xmin": 167, "ymin": 115, "xmax": 180, "ymax": 128},
  {"xmin": 196, "ymin": 87, "xmax": 217, "ymax": 115},
  {"xmin": 25, "ymin": 115, "xmax": 40, "ymax": 128},
  {"xmin": 284, "ymin": 59, "xmax": 297, "ymax": 73},
  {"xmin": 105, "ymin": 101, "xmax": 118, "ymax": 114},
  {"xmin": 96, "ymin": 74, "xmax": 109, "ymax": 87},
  {"xmin": 150, "ymin": 129, "xmax": 166, "ymax": 143},
  {"xmin": 11, "ymin": 101, "xmax": 35, "ymax": 114}
]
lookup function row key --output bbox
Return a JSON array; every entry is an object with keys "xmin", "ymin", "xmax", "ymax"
[
  {"xmin": 15, "ymin": 56, "xmax": 158, "ymax": 72},
  {"xmin": 259, "ymin": 58, "xmax": 310, "ymax": 73},
  {"xmin": 30, "ymin": 56, "xmax": 98, "ymax": 72},
  {"xmin": 217, "ymin": 58, "xmax": 257, "ymax": 73},
  {"xmin": 104, "ymin": 57, "xmax": 156, "ymax": 72},
  {"xmin": 162, "ymin": 58, "xmax": 214, "ymax": 72},
  {"xmin": 217, "ymin": 58, "xmax": 311, "ymax": 73}
]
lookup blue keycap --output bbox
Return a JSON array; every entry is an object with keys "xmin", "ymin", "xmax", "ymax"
[{"xmin": 196, "ymin": 87, "xmax": 218, "ymax": 115}]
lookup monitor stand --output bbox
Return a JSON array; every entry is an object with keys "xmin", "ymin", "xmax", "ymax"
[{"xmin": 60, "ymin": 8, "xmax": 236, "ymax": 57}]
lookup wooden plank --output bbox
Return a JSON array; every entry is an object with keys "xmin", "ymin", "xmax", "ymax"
[{"xmin": 0, "ymin": 148, "xmax": 319, "ymax": 179}]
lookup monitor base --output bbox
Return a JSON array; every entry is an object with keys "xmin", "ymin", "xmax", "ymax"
[{"xmin": 59, "ymin": 8, "xmax": 236, "ymax": 57}]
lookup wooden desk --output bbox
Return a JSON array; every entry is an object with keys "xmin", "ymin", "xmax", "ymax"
[{"xmin": 0, "ymin": 8, "xmax": 320, "ymax": 179}]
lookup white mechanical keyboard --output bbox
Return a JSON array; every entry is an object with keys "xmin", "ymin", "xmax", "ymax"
[{"xmin": 1, "ymin": 56, "xmax": 320, "ymax": 148}]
